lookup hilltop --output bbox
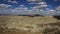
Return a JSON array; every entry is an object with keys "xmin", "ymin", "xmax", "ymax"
[{"xmin": 0, "ymin": 16, "xmax": 60, "ymax": 34}]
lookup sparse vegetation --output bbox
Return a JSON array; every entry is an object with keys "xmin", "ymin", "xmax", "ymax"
[{"xmin": 0, "ymin": 16, "xmax": 60, "ymax": 34}]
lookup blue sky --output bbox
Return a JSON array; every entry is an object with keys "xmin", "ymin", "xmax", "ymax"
[{"xmin": 0, "ymin": 0, "xmax": 60, "ymax": 16}]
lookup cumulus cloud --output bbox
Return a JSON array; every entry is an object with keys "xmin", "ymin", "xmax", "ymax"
[
  {"xmin": 27, "ymin": 0, "xmax": 45, "ymax": 5},
  {"xmin": 0, "ymin": 4, "xmax": 15, "ymax": 14},
  {"xmin": 56, "ymin": 6, "xmax": 60, "ymax": 11},
  {"xmin": 31, "ymin": 4, "xmax": 47, "ymax": 10},
  {"xmin": 0, "ymin": 4, "xmax": 40, "ymax": 15},
  {"xmin": 40, "ymin": 5, "xmax": 48, "ymax": 7},
  {"xmin": 27, "ymin": 0, "xmax": 44, "ymax": 2},
  {"xmin": 29, "ymin": 1, "xmax": 48, "ymax": 9},
  {"xmin": 0, "ymin": 4, "xmax": 12, "ymax": 9},
  {"xmin": 27, "ymin": 0, "xmax": 45, "ymax": 4},
  {"xmin": 15, "ymin": 5, "xmax": 28, "ymax": 11},
  {"xmin": 29, "ymin": 2, "xmax": 38, "ymax": 4},
  {"xmin": 0, "ymin": 3, "xmax": 53, "ymax": 16},
  {"xmin": 4, "ymin": 0, "xmax": 18, "ymax": 4},
  {"xmin": 20, "ymin": 5, "xmax": 25, "ymax": 7},
  {"xmin": 11, "ymin": 1, "xmax": 18, "ymax": 4},
  {"xmin": 29, "ymin": 1, "xmax": 46, "ymax": 5},
  {"xmin": 39, "ymin": 2, "xmax": 46, "ymax": 5},
  {"xmin": 28, "ymin": 1, "xmax": 48, "ymax": 15},
  {"xmin": 27, "ymin": 0, "xmax": 48, "ymax": 14},
  {"xmin": 0, "ymin": 4, "xmax": 29, "ymax": 15},
  {"xmin": 55, "ymin": 6, "xmax": 60, "ymax": 15},
  {"xmin": 9, "ymin": 5, "xmax": 29, "ymax": 15},
  {"xmin": 0, "ymin": 3, "xmax": 48, "ymax": 16},
  {"xmin": 30, "ymin": 2, "xmax": 47, "ymax": 9},
  {"xmin": 49, "ymin": 9, "xmax": 56, "ymax": 14},
  {"xmin": 0, "ymin": 9, "xmax": 13, "ymax": 14},
  {"xmin": 44, "ymin": 9, "xmax": 56, "ymax": 16}
]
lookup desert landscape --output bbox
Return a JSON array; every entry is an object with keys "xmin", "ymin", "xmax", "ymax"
[{"xmin": 0, "ymin": 16, "xmax": 60, "ymax": 34}]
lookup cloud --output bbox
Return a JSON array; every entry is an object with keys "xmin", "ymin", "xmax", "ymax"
[
  {"xmin": 31, "ymin": 4, "xmax": 47, "ymax": 10},
  {"xmin": 29, "ymin": 0, "xmax": 46, "ymax": 5},
  {"xmin": 29, "ymin": 1, "xmax": 48, "ymax": 8},
  {"xmin": 0, "ymin": 4, "xmax": 12, "ymax": 9},
  {"xmin": 0, "ymin": 9, "xmax": 13, "ymax": 14},
  {"xmin": 0, "ymin": 4, "xmax": 54, "ymax": 16},
  {"xmin": 1, "ymin": 4, "xmax": 41, "ymax": 15},
  {"xmin": 4, "ymin": 0, "xmax": 18, "ymax": 4},
  {"xmin": 31, "ymin": 2, "xmax": 47, "ymax": 8},
  {"xmin": 43, "ymin": 9, "xmax": 56, "ymax": 16},
  {"xmin": 56, "ymin": 6, "xmax": 60, "ymax": 10},
  {"xmin": 39, "ymin": 2, "xmax": 46, "ymax": 5},
  {"xmin": 10, "ymin": 5, "xmax": 29, "ymax": 15},
  {"xmin": 55, "ymin": 6, "xmax": 60, "ymax": 15},
  {"xmin": 15, "ymin": 5, "xmax": 28, "ymax": 11},
  {"xmin": 29, "ymin": 1, "xmax": 48, "ymax": 15},
  {"xmin": 27, "ymin": 0, "xmax": 45, "ymax": 5},
  {"xmin": 20, "ymin": 5, "xmax": 25, "ymax": 7},
  {"xmin": 0, "ymin": 4, "xmax": 13, "ymax": 14},
  {"xmin": 11, "ymin": 1, "xmax": 18, "ymax": 4},
  {"xmin": 0, "ymin": 3, "xmax": 48, "ymax": 15},
  {"xmin": 27, "ymin": 0, "xmax": 44, "ymax": 2},
  {"xmin": 0, "ymin": 4, "xmax": 29, "ymax": 15},
  {"xmin": 40, "ymin": 5, "xmax": 48, "ymax": 7},
  {"xmin": 29, "ymin": 2, "xmax": 38, "ymax": 4}
]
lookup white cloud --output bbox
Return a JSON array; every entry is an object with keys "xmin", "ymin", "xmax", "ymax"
[
  {"xmin": 7, "ymin": 4, "xmax": 41, "ymax": 15},
  {"xmin": 33, "ymin": 6, "xmax": 40, "ymax": 9},
  {"xmin": 20, "ymin": 5, "xmax": 25, "ymax": 7},
  {"xmin": 55, "ymin": 6, "xmax": 60, "ymax": 15},
  {"xmin": 29, "ymin": 2, "xmax": 38, "ymax": 4},
  {"xmin": 27, "ymin": 0, "xmax": 48, "ymax": 11},
  {"xmin": 56, "ymin": 6, "xmax": 60, "ymax": 11},
  {"xmin": 10, "ymin": 5, "xmax": 29, "ymax": 15},
  {"xmin": 49, "ymin": 9, "xmax": 55, "ymax": 11},
  {"xmin": 0, "ymin": 4, "xmax": 49, "ymax": 16},
  {"xmin": 29, "ymin": 1, "xmax": 48, "ymax": 15},
  {"xmin": 27, "ymin": 0, "xmax": 37, "ymax": 2},
  {"xmin": 11, "ymin": 1, "xmax": 18, "ymax": 4},
  {"xmin": 0, "ymin": 4, "xmax": 29, "ymax": 15},
  {"xmin": 4, "ymin": 0, "xmax": 18, "ymax": 4},
  {"xmin": 27, "ymin": 0, "xmax": 44, "ymax": 2},
  {"xmin": 46, "ymin": 9, "xmax": 56, "ymax": 16},
  {"xmin": 31, "ymin": 5, "xmax": 47, "ymax": 10},
  {"xmin": 15, "ymin": 5, "xmax": 28, "ymax": 11},
  {"xmin": 40, "ymin": 5, "xmax": 47, "ymax": 7},
  {"xmin": 29, "ymin": 1, "xmax": 46, "ymax": 5},
  {"xmin": 0, "ymin": 4, "xmax": 14, "ymax": 14},
  {"xmin": 0, "ymin": 4, "xmax": 11, "ymax": 9},
  {"xmin": 39, "ymin": 2, "xmax": 46, "ymax": 5},
  {"xmin": 29, "ymin": 1, "xmax": 48, "ymax": 8}
]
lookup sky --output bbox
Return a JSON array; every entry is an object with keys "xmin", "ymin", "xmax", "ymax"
[{"xmin": 0, "ymin": 0, "xmax": 60, "ymax": 16}]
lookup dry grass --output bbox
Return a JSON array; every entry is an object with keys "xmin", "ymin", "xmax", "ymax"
[
  {"xmin": 0, "ymin": 16, "xmax": 60, "ymax": 34},
  {"xmin": 0, "ymin": 31, "xmax": 42, "ymax": 34}
]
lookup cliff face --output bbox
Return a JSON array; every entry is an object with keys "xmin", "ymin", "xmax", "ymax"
[{"xmin": 0, "ymin": 16, "xmax": 60, "ymax": 34}]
